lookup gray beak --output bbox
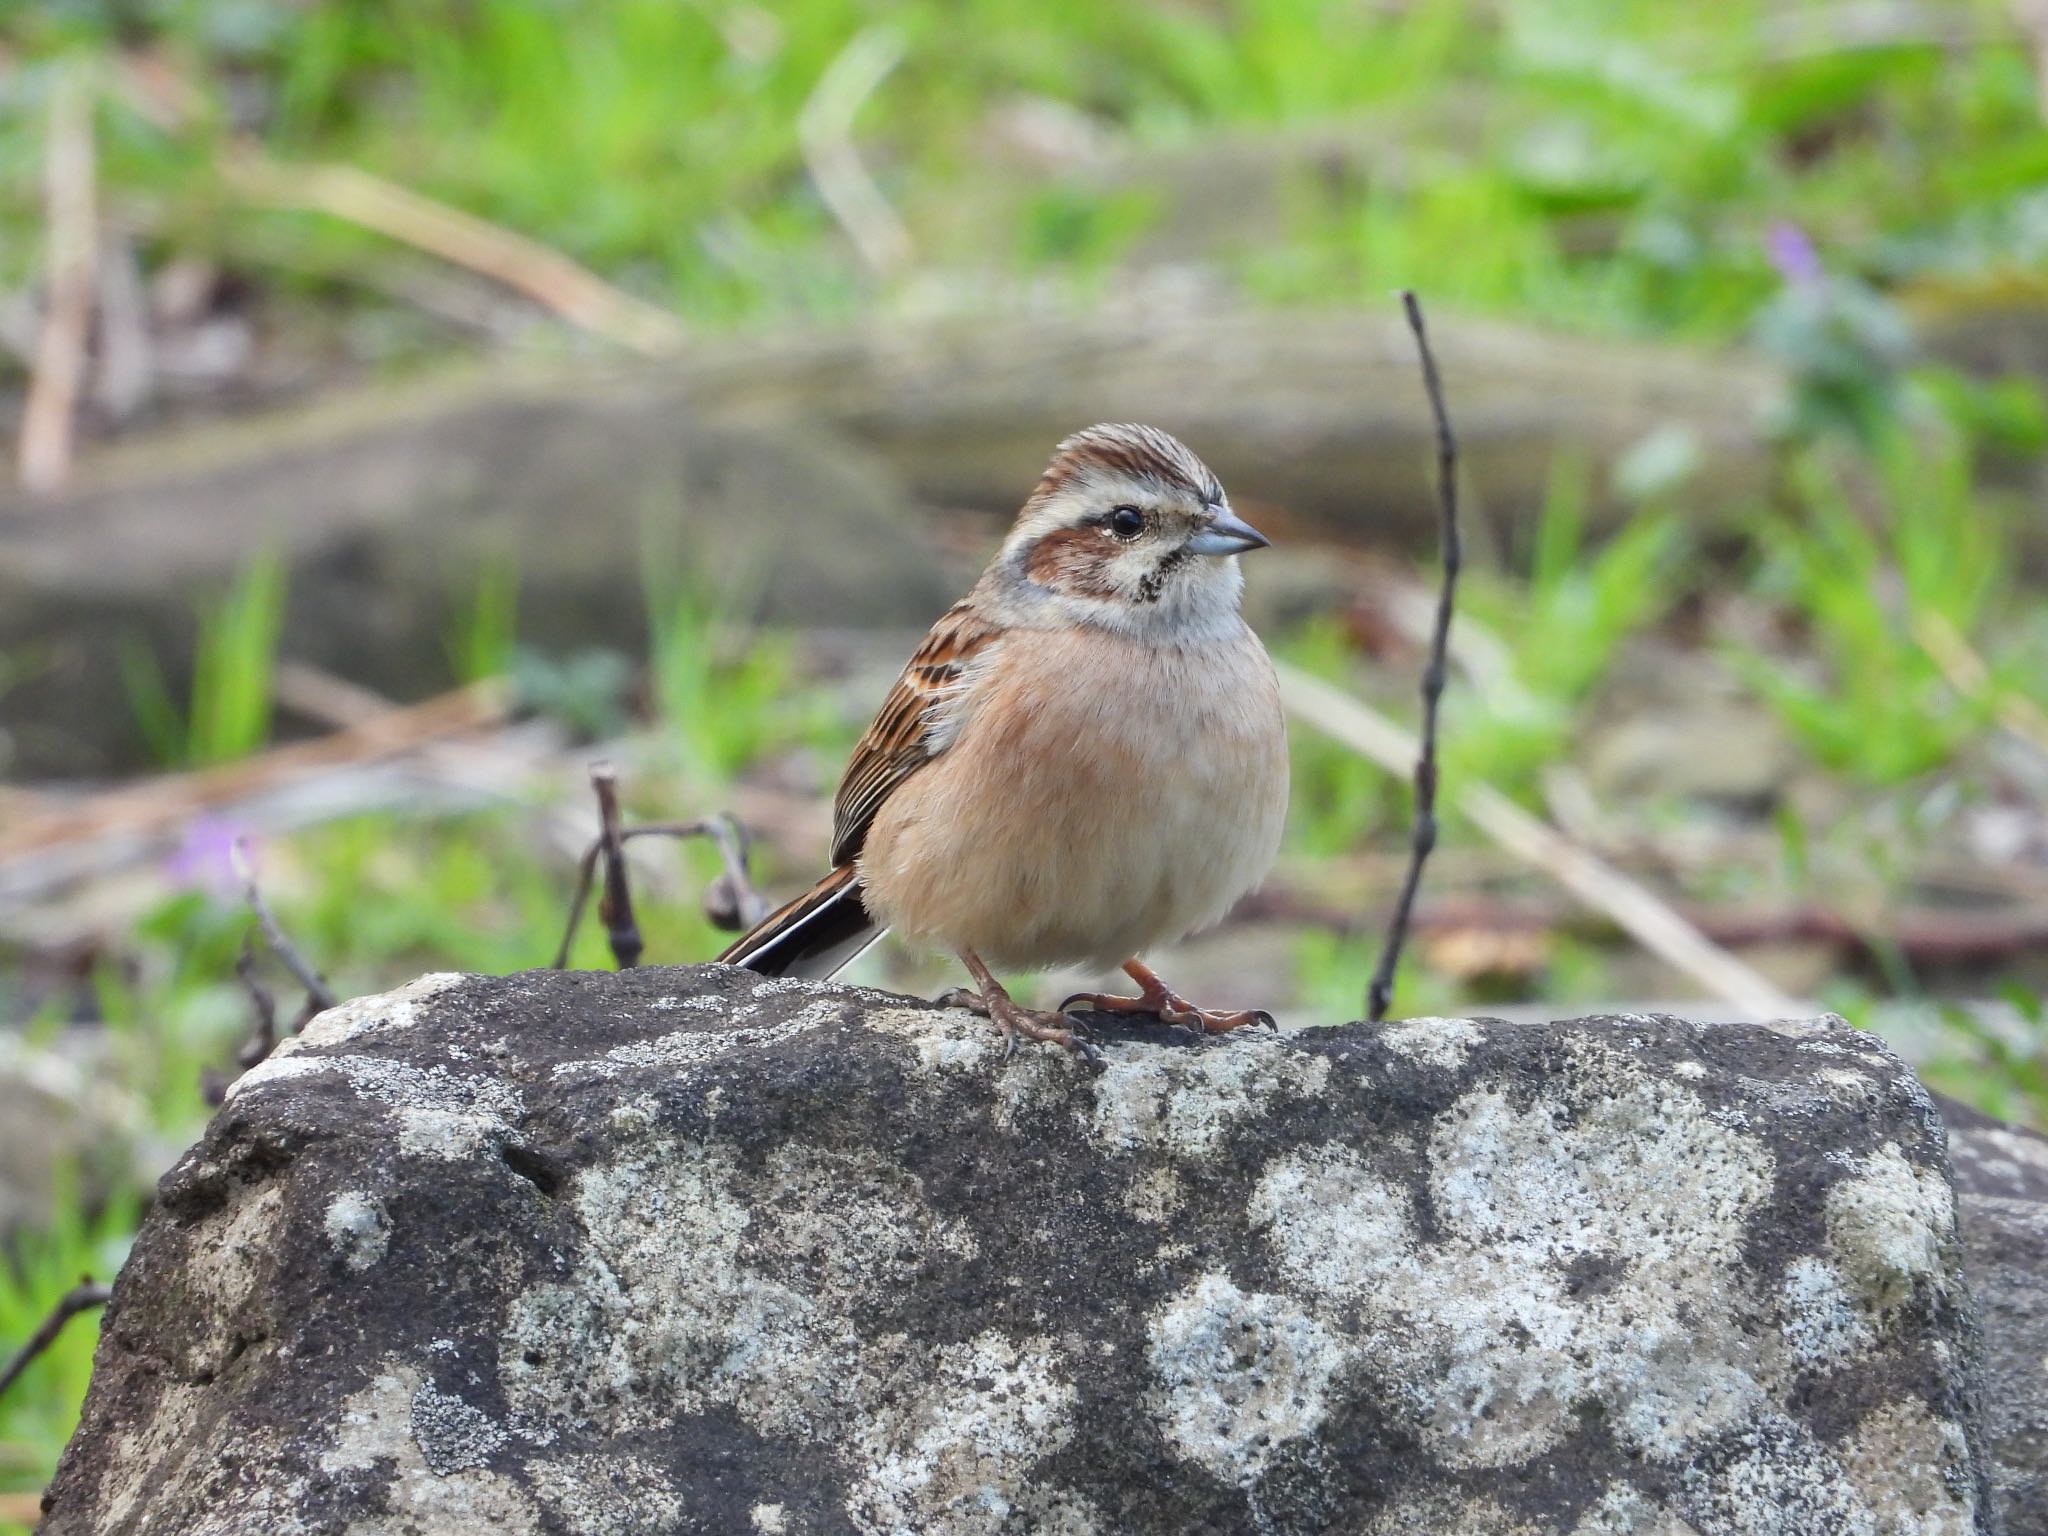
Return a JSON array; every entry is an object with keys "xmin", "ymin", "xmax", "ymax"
[{"xmin": 1186, "ymin": 509, "xmax": 1271, "ymax": 557}]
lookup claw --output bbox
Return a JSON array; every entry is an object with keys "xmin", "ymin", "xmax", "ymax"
[
  {"xmin": 1061, "ymin": 960, "xmax": 1273, "ymax": 1036},
  {"xmin": 954, "ymin": 950, "xmax": 1101, "ymax": 1065}
]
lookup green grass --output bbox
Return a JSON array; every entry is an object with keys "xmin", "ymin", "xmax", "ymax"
[
  {"xmin": 0, "ymin": 1185, "xmax": 136, "ymax": 1529},
  {"xmin": 1732, "ymin": 432, "xmax": 2015, "ymax": 784},
  {"xmin": 119, "ymin": 553, "xmax": 287, "ymax": 769}
]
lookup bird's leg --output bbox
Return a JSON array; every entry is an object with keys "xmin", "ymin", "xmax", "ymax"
[
  {"xmin": 1061, "ymin": 958, "xmax": 1275, "ymax": 1035},
  {"xmin": 954, "ymin": 950, "xmax": 1101, "ymax": 1062}
]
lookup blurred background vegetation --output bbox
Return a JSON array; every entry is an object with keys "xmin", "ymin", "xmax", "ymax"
[{"xmin": 4, "ymin": 0, "xmax": 2048, "ymax": 1520}]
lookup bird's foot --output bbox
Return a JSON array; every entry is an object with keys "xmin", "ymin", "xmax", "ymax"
[
  {"xmin": 948, "ymin": 954, "xmax": 1102, "ymax": 1065},
  {"xmin": 1060, "ymin": 958, "xmax": 1275, "ymax": 1036}
]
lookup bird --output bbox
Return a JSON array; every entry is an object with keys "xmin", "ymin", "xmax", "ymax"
[{"xmin": 719, "ymin": 422, "xmax": 1288, "ymax": 1056}]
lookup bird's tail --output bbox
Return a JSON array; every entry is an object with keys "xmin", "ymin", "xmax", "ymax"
[{"xmin": 717, "ymin": 864, "xmax": 884, "ymax": 980}]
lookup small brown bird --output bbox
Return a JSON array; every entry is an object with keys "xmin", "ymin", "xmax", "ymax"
[{"xmin": 720, "ymin": 423, "xmax": 1288, "ymax": 1054}]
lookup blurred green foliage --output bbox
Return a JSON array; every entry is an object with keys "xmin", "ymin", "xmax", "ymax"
[{"xmin": 3, "ymin": 0, "xmax": 2046, "ymax": 340}]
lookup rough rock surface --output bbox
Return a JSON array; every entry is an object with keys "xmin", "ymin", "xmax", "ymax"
[
  {"xmin": 42, "ymin": 967, "xmax": 1992, "ymax": 1535},
  {"xmin": 1943, "ymin": 1095, "xmax": 2048, "ymax": 1532}
]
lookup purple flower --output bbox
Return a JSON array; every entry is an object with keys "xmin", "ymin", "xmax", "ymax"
[
  {"xmin": 1765, "ymin": 221, "xmax": 1823, "ymax": 288},
  {"xmin": 166, "ymin": 815, "xmax": 251, "ymax": 899}
]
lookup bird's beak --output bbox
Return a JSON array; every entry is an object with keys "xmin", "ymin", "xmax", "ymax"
[{"xmin": 1187, "ymin": 509, "xmax": 1271, "ymax": 557}]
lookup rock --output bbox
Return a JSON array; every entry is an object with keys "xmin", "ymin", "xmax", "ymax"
[
  {"xmin": 41, "ymin": 969, "xmax": 1993, "ymax": 1535},
  {"xmin": 1940, "ymin": 1093, "xmax": 2048, "ymax": 1532}
]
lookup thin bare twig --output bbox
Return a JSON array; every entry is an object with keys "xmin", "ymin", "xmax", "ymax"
[
  {"xmin": 1277, "ymin": 663, "xmax": 1804, "ymax": 1022},
  {"xmin": 1367, "ymin": 292, "xmax": 1462, "ymax": 1023},
  {"xmin": 592, "ymin": 763, "xmax": 642, "ymax": 969},
  {"xmin": 230, "ymin": 837, "xmax": 338, "ymax": 1011},
  {"xmin": 18, "ymin": 65, "xmax": 98, "ymax": 494},
  {"xmin": 203, "ymin": 860, "xmax": 336, "ymax": 1105},
  {"xmin": 553, "ymin": 763, "xmax": 767, "ymax": 969},
  {"xmin": 799, "ymin": 28, "xmax": 911, "ymax": 277},
  {"xmin": 0, "ymin": 1279, "xmax": 111, "ymax": 1402},
  {"xmin": 233, "ymin": 929, "xmax": 279, "ymax": 1068},
  {"xmin": 222, "ymin": 152, "xmax": 687, "ymax": 356}
]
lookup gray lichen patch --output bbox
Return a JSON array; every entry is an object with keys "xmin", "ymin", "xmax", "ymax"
[
  {"xmin": 37, "ymin": 971, "xmax": 1999, "ymax": 1536},
  {"xmin": 502, "ymin": 1135, "xmax": 976, "ymax": 1448},
  {"xmin": 1147, "ymin": 1273, "xmax": 1345, "ymax": 1488},
  {"xmin": 322, "ymin": 1367, "xmax": 540, "ymax": 1530},
  {"xmin": 1827, "ymin": 1141, "xmax": 1959, "ymax": 1312},
  {"xmin": 1250, "ymin": 1038, "xmax": 1783, "ymax": 1471},
  {"xmin": 226, "ymin": 1048, "xmax": 524, "ymax": 1162},
  {"xmin": 1087, "ymin": 1033, "xmax": 1329, "ymax": 1157},
  {"xmin": 283, "ymin": 972, "xmax": 465, "ymax": 1055},
  {"xmin": 323, "ymin": 1190, "xmax": 391, "ymax": 1271},
  {"xmin": 846, "ymin": 1330, "xmax": 1085, "ymax": 1535},
  {"xmin": 409, "ymin": 1377, "xmax": 509, "ymax": 1473},
  {"xmin": 1778, "ymin": 1255, "xmax": 1876, "ymax": 1367},
  {"xmin": 1840, "ymin": 1402, "xmax": 1979, "ymax": 1535},
  {"xmin": 1569, "ymin": 1484, "xmax": 1704, "ymax": 1534},
  {"xmin": 1379, "ymin": 1014, "xmax": 1482, "ymax": 1070},
  {"xmin": 556, "ymin": 996, "xmax": 849, "ymax": 1080}
]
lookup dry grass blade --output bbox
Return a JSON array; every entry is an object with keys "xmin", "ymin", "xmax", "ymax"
[
  {"xmin": 1912, "ymin": 608, "xmax": 2048, "ymax": 759},
  {"xmin": 800, "ymin": 28, "xmax": 911, "ymax": 277},
  {"xmin": 18, "ymin": 65, "xmax": 98, "ymax": 494},
  {"xmin": 0, "ymin": 679, "xmax": 509, "ymax": 870},
  {"xmin": 1276, "ymin": 662, "xmax": 1805, "ymax": 1021},
  {"xmin": 223, "ymin": 152, "xmax": 687, "ymax": 356}
]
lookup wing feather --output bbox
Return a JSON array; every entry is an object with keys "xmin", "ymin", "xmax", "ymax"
[{"xmin": 831, "ymin": 603, "xmax": 1000, "ymax": 866}]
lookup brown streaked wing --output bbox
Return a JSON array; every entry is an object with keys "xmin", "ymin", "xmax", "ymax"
[{"xmin": 830, "ymin": 602, "xmax": 1001, "ymax": 866}]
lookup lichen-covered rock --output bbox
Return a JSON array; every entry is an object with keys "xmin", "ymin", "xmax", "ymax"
[
  {"xmin": 1942, "ymin": 1095, "xmax": 2048, "ymax": 1532},
  {"xmin": 40, "ymin": 968, "xmax": 1992, "ymax": 1535}
]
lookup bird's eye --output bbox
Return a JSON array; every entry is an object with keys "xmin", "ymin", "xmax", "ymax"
[{"xmin": 1108, "ymin": 505, "xmax": 1145, "ymax": 539}]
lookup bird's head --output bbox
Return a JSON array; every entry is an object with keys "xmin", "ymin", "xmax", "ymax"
[{"xmin": 997, "ymin": 423, "xmax": 1268, "ymax": 636}]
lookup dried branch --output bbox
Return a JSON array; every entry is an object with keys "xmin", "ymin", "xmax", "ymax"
[
  {"xmin": 1277, "ymin": 662, "xmax": 1804, "ymax": 1022},
  {"xmin": 229, "ymin": 837, "xmax": 338, "ymax": 1012},
  {"xmin": 222, "ymin": 152, "xmax": 687, "ymax": 356},
  {"xmin": 18, "ymin": 65, "xmax": 98, "ymax": 494},
  {"xmin": 799, "ymin": 28, "xmax": 911, "ymax": 277},
  {"xmin": 0, "ymin": 1279, "xmax": 111, "ymax": 1403},
  {"xmin": 1367, "ymin": 292, "xmax": 1463, "ymax": 1023},
  {"xmin": 232, "ymin": 928, "xmax": 279, "ymax": 1068},
  {"xmin": 553, "ymin": 763, "xmax": 767, "ymax": 969},
  {"xmin": 201, "ymin": 846, "xmax": 338, "ymax": 1104},
  {"xmin": 0, "ymin": 679, "xmax": 509, "ymax": 869},
  {"xmin": 1244, "ymin": 883, "xmax": 2048, "ymax": 970},
  {"xmin": 591, "ymin": 763, "xmax": 642, "ymax": 969}
]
